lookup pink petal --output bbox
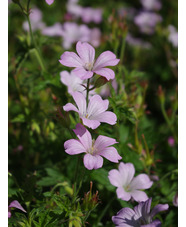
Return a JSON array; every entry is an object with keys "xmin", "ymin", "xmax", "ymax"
[
  {"xmin": 76, "ymin": 41, "xmax": 95, "ymax": 64},
  {"xmin": 112, "ymin": 208, "xmax": 136, "ymax": 226},
  {"xmin": 116, "ymin": 187, "xmax": 132, "ymax": 201},
  {"xmin": 93, "ymin": 68, "xmax": 115, "ymax": 80},
  {"xmin": 64, "ymin": 139, "xmax": 86, "ymax": 155},
  {"xmin": 94, "ymin": 111, "xmax": 117, "ymax": 125},
  {"xmin": 59, "ymin": 52, "xmax": 83, "ymax": 68},
  {"xmin": 81, "ymin": 117, "xmax": 100, "ymax": 129},
  {"xmin": 72, "ymin": 92, "xmax": 86, "ymax": 115},
  {"xmin": 108, "ymin": 169, "xmax": 123, "ymax": 187},
  {"xmin": 73, "ymin": 124, "xmax": 92, "ymax": 151},
  {"xmin": 93, "ymin": 51, "xmax": 120, "ymax": 70},
  {"xmin": 8, "ymin": 209, "xmax": 11, "ymax": 218},
  {"xmin": 131, "ymin": 190, "xmax": 149, "ymax": 202},
  {"xmin": 46, "ymin": 0, "xmax": 54, "ymax": 5},
  {"xmin": 83, "ymin": 154, "xmax": 103, "ymax": 170},
  {"xmin": 9, "ymin": 200, "xmax": 26, "ymax": 213},
  {"xmin": 60, "ymin": 71, "xmax": 70, "ymax": 86},
  {"xmin": 130, "ymin": 174, "xmax": 153, "ymax": 190},
  {"xmin": 72, "ymin": 67, "xmax": 93, "ymax": 80},
  {"xmin": 151, "ymin": 204, "xmax": 169, "ymax": 218},
  {"xmin": 98, "ymin": 147, "xmax": 122, "ymax": 163},
  {"xmin": 63, "ymin": 103, "xmax": 79, "ymax": 113},
  {"xmin": 87, "ymin": 95, "xmax": 109, "ymax": 117},
  {"xmin": 118, "ymin": 162, "xmax": 135, "ymax": 186},
  {"xmin": 94, "ymin": 135, "xmax": 117, "ymax": 151}
]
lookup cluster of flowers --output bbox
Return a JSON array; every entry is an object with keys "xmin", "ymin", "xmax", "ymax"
[
  {"xmin": 23, "ymin": 0, "xmax": 102, "ymax": 49},
  {"xmin": 60, "ymin": 41, "xmax": 169, "ymax": 226}
]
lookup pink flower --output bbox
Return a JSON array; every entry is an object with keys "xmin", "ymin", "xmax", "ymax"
[
  {"xmin": 46, "ymin": 0, "xmax": 54, "ymax": 5},
  {"xmin": 63, "ymin": 92, "xmax": 117, "ymax": 129},
  {"xmin": 140, "ymin": 0, "xmax": 162, "ymax": 11},
  {"xmin": 60, "ymin": 70, "xmax": 95, "ymax": 96},
  {"xmin": 42, "ymin": 23, "xmax": 63, "ymax": 37},
  {"xmin": 59, "ymin": 41, "xmax": 120, "ymax": 80},
  {"xmin": 81, "ymin": 7, "xmax": 102, "ymax": 24},
  {"xmin": 108, "ymin": 162, "xmax": 153, "ymax": 202},
  {"xmin": 168, "ymin": 136, "xmax": 175, "ymax": 147},
  {"xmin": 64, "ymin": 123, "xmax": 122, "ymax": 170},
  {"xmin": 8, "ymin": 200, "xmax": 26, "ymax": 218}
]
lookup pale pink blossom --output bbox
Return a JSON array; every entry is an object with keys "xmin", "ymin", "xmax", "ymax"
[
  {"xmin": 8, "ymin": 200, "xmax": 26, "ymax": 218},
  {"xmin": 64, "ymin": 123, "xmax": 122, "ymax": 170},
  {"xmin": 42, "ymin": 23, "xmax": 63, "ymax": 36},
  {"xmin": 60, "ymin": 71, "xmax": 95, "ymax": 96},
  {"xmin": 81, "ymin": 7, "xmax": 102, "ymax": 24},
  {"xmin": 63, "ymin": 92, "xmax": 117, "ymax": 129},
  {"xmin": 108, "ymin": 162, "xmax": 153, "ymax": 202},
  {"xmin": 59, "ymin": 41, "xmax": 120, "ymax": 80},
  {"xmin": 46, "ymin": 0, "xmax": 54, "ymax": 5},
  {"xmin": 168, "ymin": 25, "xmax": 178, "ymax": 48},
  {"xmin": 140, "ymin": 0, "xmax": 162, "ymax": 11}
]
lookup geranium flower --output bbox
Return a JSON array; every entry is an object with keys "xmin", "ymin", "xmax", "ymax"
[
  {"xmin": 140, "ymin": 0, "xmax": 162, "ymax": 11},
  {"xmin": 63, "ymin": 92, "xmax": 117, "ymax": 129},
  {"xmin": 60, "ymin": 71, "xmax": 95, "ymax": 96},
  {"xmin": 64, "ymin": 123, "xmax": 122, "ymax": 170},
  {"xmin": 59, "ymin": 41, "xmax": 120, "ymax": 80},
  {"xmin": 112, "ymin": 198, "xmax": 169, "ymax": 227},
  {"xmin": 46, "ymin": 0, "xmax": 54, "ymax": 5},
  {"xmin": 108, "ymin": 162, "xmax": 153, "ymax": 202},
  {"xmin": 8, "ymin": 200, "xmax": 26, "ymax": 218}
]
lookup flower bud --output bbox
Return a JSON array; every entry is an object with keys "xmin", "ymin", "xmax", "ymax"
[{"xmin": 94, "ymin": 77, "xmax": 108, "ymax": 88}]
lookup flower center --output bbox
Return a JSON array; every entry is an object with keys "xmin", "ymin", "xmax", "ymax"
[
  {"xmin": 124, "ymin": 184, "xmax": 131, "ymax": 192},
  {"xmin": 84, "ymin": 62, "xmax": 94, "ymax": 71},
  {"xmin": 88, "ymin": 139, "xmax": 98, "ymax": 155}
]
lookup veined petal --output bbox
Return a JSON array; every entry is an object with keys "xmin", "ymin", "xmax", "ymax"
[
  {"xmin": 94, "ymin": 111, "xmax": 117, "ymax": 125},
  {"xmin": 118, "ymin": 162, "xmax": 135, "ymax": 186},
  {"xmin": 76, "ymin": 41, "xmax": 95, "ymax": 64},
  {"xmin": 87, "ymin": 95, "xmax": 109, "ymax": 117},
  {"xmin": 130, "ymin": 174, "xmax": 153, "ymax": 190},
  {"xmin": 72, "ymin": 67, "xmax": 94, "ymax": 80},
  {"xmin": 93, "ymin": 51, "xmax": 120, "ymax": 70},
  {"xmin": 59, "ymin": 51, "xmax": 83, "ymax": 67},
  {"xmin": 72, "ymin": 92, "xmax": 86, "ymax": 116},
  {"xmin": 73, "ymin": 123, "xmax": 92, "ymax": 151},
  {"xmin": 131, "ymin": 190, "xmax": 149, "ymax": 202},
  {"xmin": 63, "ymin": 103, "xmax": 79, "ymax": 113},
  {"xmin": 108, "ymin": 169, "xmax": 123, "ymax": 187},
  {"xmin": 93, "ymin": 68, "xmax": 115, "ymax": 80},
  {"xmin": 60, "ymin": 71, "xmax": 71, "ymax": 86},
  {"xmin": 94, "ymin": 135, "xmax": 117, "ymax": 151},
  {"xmin": 134, "ymin": 198, "xmax": 152, "ymax": 220},
  {"xmin": 98, "ymin": 147, "xmax": 122, "ymax": 163},
  {"xmin": 112, "ymin": 208, "xmax": 136, "ymax": 226},
  {"xmin": 83, "ymin": 153, "xmax": 103, "ymax": 170},
  {"xmin": 116, "ymin": 187, "xmax": 132, "ymax": 201},
  {"xmin": 64, "ymin": 139, "xmax": 86, "ymax": 154},
  {"xmin": 82, "ymin": 117, "xmax": 100, "ymax": 129},
  {"xmin": 9, "ymin": 201, "xmax": 26, "ymax": 213},
  {"xmin": 150, "ymin": 204, "xmax": 169, "ymax": 218},
  {"xmin": 141, "ymin": 220, "xmax": 161, "ymax": 227}
]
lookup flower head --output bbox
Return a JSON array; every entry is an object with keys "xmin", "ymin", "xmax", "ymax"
[
  {"xmin": 8, "ymin": 200, "xmax": 26, "ymax": 218},
  {"xmin": 64, "ymin": 123, "xmax": 122, "ymax": 170},
  {"xmin": 112, "ymin": 198, "xmax": 169, "ymax": 227},
  {"xmin": 63, "ymin": 92, "xmax": 117, "ymax": 129},
  {"xmin": 46, "ymin": 0, "xmax": 54, "ymax": 5},
  {"xmin": 108, "ymin": 162, "xmax": 153, "ymax": 202},
  {"xmin": 140, "ymin": 0, "xmax": 162, "ymax": 11},
  {"xmin": 60, "ymin": 71, "xmax": 95, "ymax": 96},
  {"xmin": 59, "ymin": 41, "xmax": 120, "ymax": 80}
]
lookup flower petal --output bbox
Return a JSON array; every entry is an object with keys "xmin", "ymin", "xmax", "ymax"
[
  {"xmin": 141, "ymin": 220, "xmax": 161, "ymax": 227},
  {"xmin": 73, "ymin": 123, "xmax": 92, "ymax": 151},
  {"xmin": 9, "ymin": 201, "xmax": 26, "ymax": 213},
  {"xmin": 118, "ymin": 162, "xmax": 135, "ymax": 186},
  {"xmin": 94, "ymin": 111, "xmax": 117, "ymax": 125},
  {"xmin": 83, "ymin": 154, "xmax": 103, "ymax": 170},
  {"xmin": 150, "ymin": 204, "xmax": 169, "ymax": 218},
  {"xmin": 131, "ymin": 190, "xmax": 149, "ymax": 202},
  {"xmin": 72, "ymin": 67, "xmax": 94, "ymax": 80},
  {"xmin": 59, "ymin": 52, "xmax": 83, "ymax": 68},
  {"xmin": 81, "ymin": 117, "xmax": 100, "ymax": 129},
  {"xmin": 130, "ymin": 174, "xmax": 153, "ymax": 190},
  {"xmin": 116, "ymin": 187, "xmax": 132, "ymax": 201},
  {"xmin": 94, "ymin": 135, "xmax": 117, "ymax": 151},
  {"xmin": 63, "ymin": 103, "xmax": 79, "ymax": 113},
  {"xmin": 108, "ymin": 169, "xmax": 123, "ymax": 187},
  {"xmin": 98, "ymin": 147, "xmax": 122, "ymax": 163},
  {"xmin": 72, "ymin": 92, "xmax": 86, "ymax": 115},
  {"xmin": 93, "ymin": 51, "xmax": 120, "ymax": 70},
  {"xmin": 64, "ymin": 139, "xmax": 86, "ymax": 155},
  {"xmin": 46, "ymin": 0, "xmax": 54, "ymax": 5},
  {"xmin": 133, "ymin": 198, "xmax": 152, "ymax": 220},
  {"xmin": 93, "ymin": 68, "xmax": 115, "ymax": 80},
  {"xmin": 112, "ymin": 207, "xmax": 136, "ymax": 226},
  {"xmin": 76, "ymin": 41, "xmax": 95, "ymax": 64}
]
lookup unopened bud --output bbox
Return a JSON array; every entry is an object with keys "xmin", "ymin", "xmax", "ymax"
[{"xmin": 94, "ymin": 77, "xmax": 108, "ymax": 88}]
